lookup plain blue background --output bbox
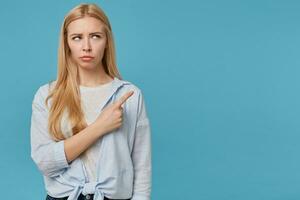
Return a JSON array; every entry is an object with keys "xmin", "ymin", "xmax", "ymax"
[{"xmin": 1, "ymin": 0, "xmax": 300, "ymax": 199}]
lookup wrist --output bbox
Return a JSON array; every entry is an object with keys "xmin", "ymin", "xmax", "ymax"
[{"xmin": 90, "ymin": 121, "xmax": 106, "ymax": 137}]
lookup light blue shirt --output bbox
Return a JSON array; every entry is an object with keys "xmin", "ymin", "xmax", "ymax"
[{"xmin": 30, "ymin": 77, "xmax": 152, "ymax": 200}]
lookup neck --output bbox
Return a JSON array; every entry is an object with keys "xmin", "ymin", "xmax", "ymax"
[{"xmin": 78, "ymin": 64, "xmax": 113, "ymax": 87}]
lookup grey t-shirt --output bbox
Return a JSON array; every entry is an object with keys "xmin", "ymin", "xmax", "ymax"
[{"xmin": 78, "ymin": 81, "xmax": 114, "ymax": 182}]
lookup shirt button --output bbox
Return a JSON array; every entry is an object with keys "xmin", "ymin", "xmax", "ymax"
[{"xmin": 85, "ymin": 194, "xmax": 91, "ymax": 199}]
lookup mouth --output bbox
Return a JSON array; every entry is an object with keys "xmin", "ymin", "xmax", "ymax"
[{"xmin": 80, "ymin": 56, "xmax": 94, "ymax": 61}]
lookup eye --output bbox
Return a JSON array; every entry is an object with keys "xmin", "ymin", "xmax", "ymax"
[
  {"xmin": 72, "ymin": 36, "xmax": 81, "ymax": 41},
  {"xmin": 92, "ymin": 35, "xmax": 101, "ymax": 39}
]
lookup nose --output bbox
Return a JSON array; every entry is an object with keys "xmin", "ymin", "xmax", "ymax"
[{"xmin": 82, "ymin": 38, "xmax": 92, "ymax": 52}]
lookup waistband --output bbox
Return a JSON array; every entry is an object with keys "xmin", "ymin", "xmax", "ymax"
[{"xmin": 46, "ymin": 193, "xmax": 131, "ymax": 200}]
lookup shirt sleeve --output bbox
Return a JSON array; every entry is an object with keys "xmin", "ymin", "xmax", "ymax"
[
  {"xmin": 131, "ymin": 90, "xmax": 152, "ymax": 200},
  {"xmin": 30, "ymin": 85, "xmax": 70, "ymax": 178}
]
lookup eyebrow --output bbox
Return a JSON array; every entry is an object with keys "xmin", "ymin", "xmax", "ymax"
[{"xmin": 69, "ymin": 32, "xmax": 105, "ymax": 36}]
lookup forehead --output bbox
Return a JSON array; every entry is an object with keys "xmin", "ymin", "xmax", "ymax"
[{"xmin": 67, "ymin": 16, "xmax": 105, "ymax": 34}]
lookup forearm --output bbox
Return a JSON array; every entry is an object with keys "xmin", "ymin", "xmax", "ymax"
[
  {"xmin": 64, "ymin": 122, "xmax": 105, "ymax": 163},
  {"xmin": 131, "ymin": 118, "xmax": 152, "ymax": 200}
]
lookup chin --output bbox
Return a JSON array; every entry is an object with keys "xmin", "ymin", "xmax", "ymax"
[{"xmin": 78, "ymin": 63, "xmax": 97, "ymax": 70}]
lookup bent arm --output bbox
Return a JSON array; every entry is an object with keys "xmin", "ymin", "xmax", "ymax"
[
  {"xmin": 30, "ymin": 96, "xmax": 70, "ymax": 178},
  {"xmin": 30, "ymin": 86, "xmax": 105, "ymax": 178}
]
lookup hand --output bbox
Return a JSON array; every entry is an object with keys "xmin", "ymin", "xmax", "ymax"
[{"xmin": 94, "ymin": 91, "xmax": 134, "ymax": 136}]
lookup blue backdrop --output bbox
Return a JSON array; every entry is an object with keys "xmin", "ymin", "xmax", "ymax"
[{"xmin": 1, "ymin": 1, "xmax": 300, "ymax": 199}]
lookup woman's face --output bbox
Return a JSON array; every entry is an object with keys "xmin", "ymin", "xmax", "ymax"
[{"xmin": 67, "ymin": 16, "xmax": 107, "ymax": 70}]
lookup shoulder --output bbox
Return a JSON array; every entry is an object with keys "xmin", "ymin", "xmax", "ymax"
[
  {"xmin": 116, "ymin": 79, "xmax": 149, "ymax": 113},
  {"xmin": 118, "ymin": 79, "xmax": 150, "ymax": 121},
  {"xmin": 32, "ymin": 80, "xmax": 56, "ymax": 105},
  {"xmin": 117, "ymin": 79, "xmax": 145, "ymax": 99}
]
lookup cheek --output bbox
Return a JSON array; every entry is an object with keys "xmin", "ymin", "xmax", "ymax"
[
  {"xmin": 68, "ymin": 43, "xmax": 80, "ymax": 57},
  {"xmin": 95, "ymin": 42, "xmax": 106, "ymax": 54}
]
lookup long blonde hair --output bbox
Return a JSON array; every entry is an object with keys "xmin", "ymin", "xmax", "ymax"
[{"xmin": 45, "ymin": 3, "xmax": 121, "ymax": 141}]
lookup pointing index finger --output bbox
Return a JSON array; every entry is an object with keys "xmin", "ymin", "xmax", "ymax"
[{"xmin": 114, "ymin": 91, "xmax": 134, "ymax": 108}]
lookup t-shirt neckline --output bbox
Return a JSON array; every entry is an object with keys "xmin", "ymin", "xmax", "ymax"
[{"xmin": 79, "ymin": 77, "xmax": 115, "ymax": 91}]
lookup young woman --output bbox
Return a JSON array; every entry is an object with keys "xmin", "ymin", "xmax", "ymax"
[{"xmin": 30, "ymin": 3, "xmax": 151, "ymax": 200}]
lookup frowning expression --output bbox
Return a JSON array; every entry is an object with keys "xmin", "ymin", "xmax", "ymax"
[{"xmin": 67, "ymin": 16, "xmax": 107, "ymax": 70}]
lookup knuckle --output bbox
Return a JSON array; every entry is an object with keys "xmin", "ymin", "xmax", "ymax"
[{"xmin": 118, "ymin": 110, "xmax": 123, "ymax": 116}]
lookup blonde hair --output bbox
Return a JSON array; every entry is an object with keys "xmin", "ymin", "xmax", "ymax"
[{"xmin": 45, "ymin": 3, "xmax": 122, "ymax": 141}]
